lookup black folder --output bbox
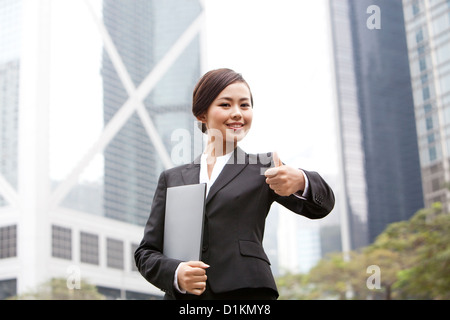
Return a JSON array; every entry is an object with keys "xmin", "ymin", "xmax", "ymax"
[{"xmin": 163, "ymin": 183, "xmax": 207, "ymax": 261}]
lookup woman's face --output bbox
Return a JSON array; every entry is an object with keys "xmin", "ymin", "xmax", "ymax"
[{"xmin": 198, "ymin": 82, "xmax": 253, "ymax": 149}]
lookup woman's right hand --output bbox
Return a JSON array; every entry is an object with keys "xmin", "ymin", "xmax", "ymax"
[{"xmin": 177, "ymin": 261, "xmax": 209, "ymax": 295}]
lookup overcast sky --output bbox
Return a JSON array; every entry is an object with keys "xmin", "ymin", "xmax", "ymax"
[
  {"xmin": 47, "ymin": 0, "xmax": 338, "ymax": 182},
  {"xmin": 204, "ymin": 0, "xmax": 338, "ymax": 176}
]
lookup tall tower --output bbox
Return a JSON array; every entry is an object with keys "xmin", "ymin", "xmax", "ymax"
[
  {"xmin": 328, "ymin": 0, "xmax": 424, "ymax": 251},
  {"xmin": 0, "ymin": 0, "xmax": 204, "ymax": 299},
  {"xmin": 102, "ymin": 0, "xmax": 203, "ymax": 226},
  {"xmin": 402, "ymin": 0, "xmax": 450, "ymax": 212},
  {"xmin": 0, "ymin": 0, "xmax": 22, "ymax": 299}
]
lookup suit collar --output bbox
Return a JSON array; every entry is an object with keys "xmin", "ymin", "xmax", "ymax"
[
  {"xmin": 205, "ymin": 146, "xmax": 248, "ymax": 204},
  {"xmin": 181, "ymin": 147, "xmax": 249, "ymax": 204}
]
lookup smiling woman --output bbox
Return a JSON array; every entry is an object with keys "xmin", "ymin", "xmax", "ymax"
[
  {"xmin": 134, "ymin": 68, "xmax": 335, "ymax": 300},
  {"xmin": 193, "ymin": 68, "xmax": 254, "ymax": 158}
]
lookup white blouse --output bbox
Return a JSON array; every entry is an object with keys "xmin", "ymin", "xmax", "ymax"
[{"xmin": 199, "ymin": 151, "xmax": 234, "ymax": 197}]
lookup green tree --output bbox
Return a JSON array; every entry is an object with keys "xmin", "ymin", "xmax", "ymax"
[
  {"xmin": 376, "ymin": 204, "xmax": 450, "ymax": 299},
  {"xmin": 8, "ymin": 277, "xmax": 105, "ymax": 300},
  {"xmin": 358, "ymin": 247, "xmax": 401, "ymax": 299},
  {"xmin": 276, "ymin": 272, "xmax": 317, "ymax": 300},
  {"xmin": 276, "ymin": 203, "xmax": 450, "ymax": 300},
  {"xmin": 304, "ymin": 251, "xmax": 351, "ymax": 299}
]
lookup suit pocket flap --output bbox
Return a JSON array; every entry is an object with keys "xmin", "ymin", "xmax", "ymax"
[{"xmin": 239, "ymin": 240, "xmax": 270, "ymax": 265}]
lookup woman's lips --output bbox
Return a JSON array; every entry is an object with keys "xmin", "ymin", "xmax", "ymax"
[{"xmin": 226, "ymin": 123, "xmax": 244, "ymax": 129}]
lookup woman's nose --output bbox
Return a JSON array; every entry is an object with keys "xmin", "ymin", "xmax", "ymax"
[{"xmin": 230, "ymin": 105, "xmax": 242, "ymax": 119}]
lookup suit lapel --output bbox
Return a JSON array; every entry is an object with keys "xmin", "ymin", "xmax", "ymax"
[{"xmin": 205, "ymin": 147, "xmax": 248, "ymax": 204}]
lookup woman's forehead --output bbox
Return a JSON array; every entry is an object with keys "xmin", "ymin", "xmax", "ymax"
[{"xmin": 216, "ymin": 82, "xmax": 251, "ymax": 98}]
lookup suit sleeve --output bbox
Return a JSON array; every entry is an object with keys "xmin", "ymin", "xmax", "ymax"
[
  {"xmin": 273, "ymin": 168, "xmax": 335, "ymax": 219},
  {"xmin": 134, "ymin": 171, "xmax": 183, "ymax": 296}
]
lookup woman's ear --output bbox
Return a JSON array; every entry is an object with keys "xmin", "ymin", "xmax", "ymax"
[
  {"xmin": 196, "ymin": 114, "xmax": 207, "ymax": 123},
  {"xmin": 196, "ymin": 115, "xmax": 207, "ymax": 133}
]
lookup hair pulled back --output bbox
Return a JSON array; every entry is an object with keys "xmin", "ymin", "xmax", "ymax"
[{"xmin": 192, "ymin": 68, "xmax": 253, "ymax": 133}]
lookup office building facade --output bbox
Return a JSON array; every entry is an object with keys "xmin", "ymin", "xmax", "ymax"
[
  {"xmin": 402, "ymin": 0, "xmax": 450, "ymax": 212},
  {"xmin": 329, "ymin": 0, "xmax": 424, "ymax": 251},
  {"xmin": 101, "ymin": 0, "xmax": 203, "ymax": 226},
  {"xmin": 0, "ymin": 0, "xmax": 204, "ymax": 299}
]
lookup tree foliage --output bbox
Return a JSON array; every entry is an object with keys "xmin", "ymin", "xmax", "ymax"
[
  {"xmin": 8, "ymin": 277, "xmax": 105, "ymax": 300},
  {"xmin": 276, "ymin": 203, "xmax": 450, "ymax": 299}
]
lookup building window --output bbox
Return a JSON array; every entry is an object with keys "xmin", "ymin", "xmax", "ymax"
[
  {"xmin": 52, "ymin": 225, "xmax": 72, "ymax": 260},
  {"xmin": 106, "ymin": 238, "xmax": 124, "ymax": 270},
  {"xmin": 125, "ymin": 289, "xmax": 161, "ymax": 300},
  {"xmin": 130, "ymin": 243, "xmax": 138, "ymax": 272},
  {"xmin": 412, "ymin": 1, "xmax": 420, "ymax": 15},
  {"xmin": 80, "ymin": 231, "xmax": 99, "ymax": 265},
  {"xmin": 0, "ymin": 278, "xmax": 17, "ymax": 300},
  {"xmin": 429, "ymin": 146, "xmax": 437, "ymax": 161},
  {"xmin": 417, "ymin": 45, "xmax": 425, "ymax": 56},
  {"xmin": 423, "ymin": 87, "xmax": 430, "ymax": 101},
  {"xmin": 419, "ymin": 58, "xmax": 427, "ymax": 71},
  {"xmin": 432, "ymin": 177, "xmax": 441, "ymax": 192},
  {"xmin": 416, "ymin": 29, "xmax": 424, "ymax": 43},
  {"xmin": 0, "ymin": 225, "xmax": 17, "ymax": 259},
  {"xmin": 97, "ymin": 286, "xmax": 122, "ymax": 300},
  {"xmin": 421, "ymin": 73, "xmax": 428, "ymax": 84},
  {"xmin": 426, "ymin": 117, "xmax": 434, "ymax": 130}
]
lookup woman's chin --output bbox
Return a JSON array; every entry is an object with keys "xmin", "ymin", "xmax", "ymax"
[{"xmin": 226, "ymin": 133, "xmax": 247, "ymax": 143}]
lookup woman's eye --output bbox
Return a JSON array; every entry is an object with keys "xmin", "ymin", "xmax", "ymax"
[
  {"xmin": 220, "ymin": 103, "xmax": 230, "ymax": 107},
  {"xmin": 241, "ymin": 104, "xmax": 250, "ymax": 108}
]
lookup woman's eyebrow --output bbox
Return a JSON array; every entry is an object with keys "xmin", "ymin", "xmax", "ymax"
[{"xmin": 217, "ymin": 96, "xmax": 250, "ymax": 101}]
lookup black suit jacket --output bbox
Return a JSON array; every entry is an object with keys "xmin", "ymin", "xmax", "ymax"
[{"xmin": 134, "ymin": 147, "xmax": 335, "ymax": 299}]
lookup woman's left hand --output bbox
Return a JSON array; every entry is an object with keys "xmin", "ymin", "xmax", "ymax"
[{"xmin": 264, "ymin": 152, "xmax": 305, "ymax": 196}]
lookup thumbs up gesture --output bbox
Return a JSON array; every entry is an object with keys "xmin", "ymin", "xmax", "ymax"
[{"xmin": 265, "ymin": 151, "xmax": 306, "ymax": 196}]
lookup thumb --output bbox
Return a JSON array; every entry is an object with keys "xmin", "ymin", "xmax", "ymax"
[{"xmin": 272, "ymin": 151, "xmax": 282, "ymax": 167}]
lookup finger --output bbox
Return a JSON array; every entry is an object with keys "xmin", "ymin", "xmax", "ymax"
[
  {"xmin": 192, "ymin": 281, "xmax": 207, "ymax": 289},
  {"xmin": 190, "ymin": 286, "xmax": 206, "ymax": 296},
  {"xmin": 186, "ymin": 261, "xmax": 210, "ymax": 269},
  {"xmin": 186, "ymin": 268, "xmax": 207, "ymax": 278},
  {"xmin": 272, "ymin": 151, "xmax": 282, "ymax": 167},
  {"xmin": 266, "ymin": 175, "xmax": 283, "ymax": 187},
  {"xmin": 187, "ymin": 281, "xmax": 207, "ymax": 295},
  {"xmin": 189, "ymin": 273, "xmax": 208, "ymax": 281},
  {"xmin": 268, "ymin": 183, "xmax": 280, "ymax": 190},
  {"xmin": 264, "ymin": 167, "xmax": 278, "ymax": 178}
]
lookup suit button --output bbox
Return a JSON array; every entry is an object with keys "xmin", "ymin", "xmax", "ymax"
[
  {"xmin": 202, "ymin": 245, "xmax": 208, "ymax": 252},
  {"xmin": 315, "ymin": 195, "xmax": 323, "ymax": 205}
]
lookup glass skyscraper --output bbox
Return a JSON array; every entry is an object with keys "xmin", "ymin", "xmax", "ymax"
[
  {"xmin": 402, "ymin": 0, "xmax": 450, "ymax": 211},
  {"xmin": 0, "ymin": 0, "xmax": 21, "ymax": 298},
  {"xmin": 0, "ymin": 0, "xmax": 20, "ymax": 208},
  {"xmin": 329, "ymin": 0, "xmax": 424, "ymax": 251},
  {"xmin": 101, "ymin": 0, "xmax": 202, "ymax": 226},
  {"xmin": 0, "ymin": 0, "xmax": 204, "ymax": 299}
]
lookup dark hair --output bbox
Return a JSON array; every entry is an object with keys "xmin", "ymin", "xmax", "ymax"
[{"xmin": 192, "ymin": 68, "xmax": 253, "ymax": 133}]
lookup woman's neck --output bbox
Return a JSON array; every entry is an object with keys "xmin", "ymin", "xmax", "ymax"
[{"xmin": 204, "ymin": 140, "xmax": 236, "ymax": 158}]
